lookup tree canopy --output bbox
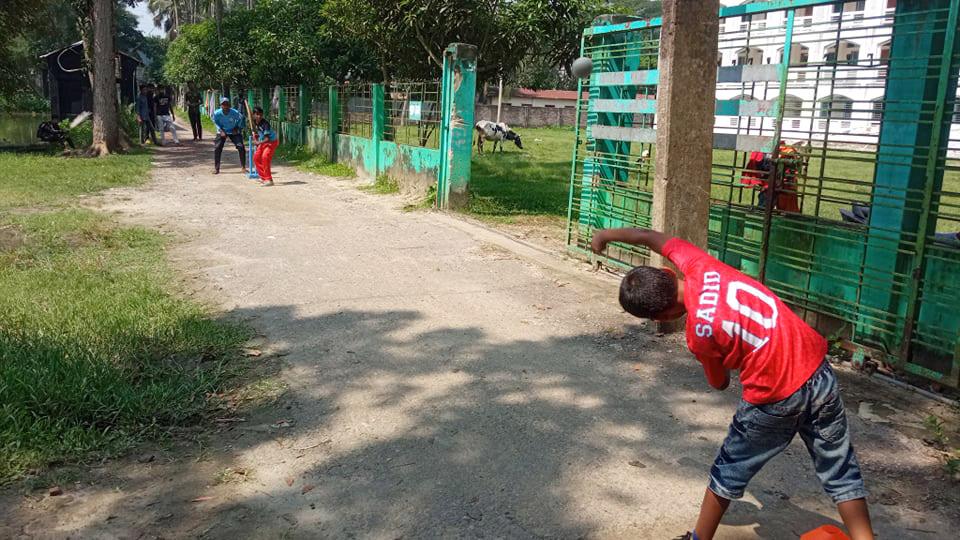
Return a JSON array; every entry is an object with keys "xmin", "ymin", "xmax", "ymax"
[
  {"xmin": 164, "ymin": 0, "xmax": 375, "ymax": 88},
  {"xmin": 322, "ymin": 0, "xmax": 606, "ymax": 85}
]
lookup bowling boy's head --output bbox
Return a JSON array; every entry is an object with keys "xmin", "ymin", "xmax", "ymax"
[{"xmin": 619, "ymin": 266, "xmax": 686, "ymax": 321}]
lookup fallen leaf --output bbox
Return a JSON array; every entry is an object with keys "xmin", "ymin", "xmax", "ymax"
[
  {"xmin": 285, "ymin": 477, "xmax": 295, "ymax": 487},
  {"xmin": 243, "ymin": 348, "xmax": 262, "ymax": 357},
  {"xmin": 627, "ymin": 460, "xmax": 646, "ymax": 469},
  {"xmin": 190, "ymin": 496, "xmax": 214, "ymax": 503},
  {"xmin": 48, "ymin": 486, "xmax": 63, "ymax": 497},
  {"xmin": 301, "ymin": 484, "xmax": 315, "ymax": 494}
]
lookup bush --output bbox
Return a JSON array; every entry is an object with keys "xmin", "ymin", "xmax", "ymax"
[{"xmin": 0, "ymin": 90, "xmax": 49, "ymax": 114}]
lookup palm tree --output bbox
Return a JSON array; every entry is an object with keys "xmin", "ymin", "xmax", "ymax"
[{"xmin": 147, "ymin": 0, "xmax": 180, "ymax": 37}]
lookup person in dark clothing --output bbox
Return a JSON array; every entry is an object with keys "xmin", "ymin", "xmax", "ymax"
[
  {"xmin": 185, "ymin": 82, "xmax": 203, "ymax": 140},
  {"xmin": 155, "ymin": 86, "xmax": 180, "ymax": 145},
  {"xmin": 146, "ymin": 84, "xmax": 158, "ymax": 127},
  {"xmin": 136, "ymin": 85, "xmax": 160, "ymax": 146}
]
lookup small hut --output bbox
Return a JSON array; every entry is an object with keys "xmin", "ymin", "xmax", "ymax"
[{"xmin": 40, "ymin": 41, "xmax": 141, "ymax": 121}]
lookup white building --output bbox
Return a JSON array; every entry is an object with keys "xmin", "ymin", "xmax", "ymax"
[{"xmin": 712, "ymin": 0, "xmax": 957, "ymax": 149}]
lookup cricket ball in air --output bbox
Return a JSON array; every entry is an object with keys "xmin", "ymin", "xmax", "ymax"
[{"xmin": 571, "ymin": 56, "xmax": 593, "ymax": 78}]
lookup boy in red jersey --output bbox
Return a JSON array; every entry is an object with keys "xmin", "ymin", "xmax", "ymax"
[{"xmin": 591, "ymin": 228, "xmax": 874, "ymax": 540}]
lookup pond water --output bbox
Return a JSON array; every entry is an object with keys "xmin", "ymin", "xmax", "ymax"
[{"xmin": 0, "ymin": 113, "xmax": 43, "ymax": 146}]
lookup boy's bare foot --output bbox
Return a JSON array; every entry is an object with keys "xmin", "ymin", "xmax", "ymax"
[{"xmin": 260, "ymin": 180, "xmax": 274, "ymax": 187}]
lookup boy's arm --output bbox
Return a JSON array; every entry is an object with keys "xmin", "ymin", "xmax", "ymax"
[
  {"xmin": 591, "ymin": 228, "xmax": 673, "ymax": 256},
  {"xmin": 702, "ymin": 359, "xmax": 730, "ymax": 391}
]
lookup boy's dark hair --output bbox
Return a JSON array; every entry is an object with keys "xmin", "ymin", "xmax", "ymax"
[
  {"xmin": 253, "ymin": 106, "xmax": 263, "ymax": 114},
  {"xmin": 619, "ymin": 266, "xmax": 678, "ymax": 318}
]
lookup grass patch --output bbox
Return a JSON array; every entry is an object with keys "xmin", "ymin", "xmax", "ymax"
[
  {"xmin": 468, "ymin": 127, "xmax": 573, "ymax": 223},
  {"xmin": 275, "ymin": 145, "xmax": 355, "ymax": 177},
  {"xmin": 0, "ymin": 151, "xmax": 152, "ymax": 210},
  {"xmin": 0, "ymin": 152, "xmax": 252, "ymax": 482},
  {"xmin": 361, "ymin": 174, "xmax": 400, "ymax": 195}
]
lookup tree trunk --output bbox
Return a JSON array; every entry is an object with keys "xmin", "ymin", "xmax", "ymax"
[{"xmin": 89, "ymin": 0, "xmax": 119, "ymax": 156}]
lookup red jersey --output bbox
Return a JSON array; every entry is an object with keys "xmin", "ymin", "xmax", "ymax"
[{"xmin": 662, "ymin": 238, "xmax": 826, "ymax": 404}]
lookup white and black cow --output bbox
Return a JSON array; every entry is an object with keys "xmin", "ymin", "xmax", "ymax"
[{"xmin": 475, "ymin": 120, "xmax": 523, "ymax": 154}]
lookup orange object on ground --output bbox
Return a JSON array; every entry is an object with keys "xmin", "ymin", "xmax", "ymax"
[{"xmin": 800, "ymin": 524, "xmax": 850, "ymax": 540}]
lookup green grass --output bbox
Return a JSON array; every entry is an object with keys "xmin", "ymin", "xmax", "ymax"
[
  {"xmin": 0, "ymin": 151, "xmax": 152, "ymax": 209},
  {"xmin": 468, "ymin": 127, "xmax": 574, "ymax": 224},
  {"xmin": 0, "ymin": 152, "xmax": 252, "ymax": 482},
  {"xmin": 360, "ymin": 174, "xmax": 400, "ymax": 195},
  {"xmin": 275, "ymin": 144, "xmax": 355, "ymax": 177}
]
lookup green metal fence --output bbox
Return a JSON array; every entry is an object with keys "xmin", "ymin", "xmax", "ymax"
[{"xmin": 568, "ymin": 0, "xmax": 960, "ymax": 387}]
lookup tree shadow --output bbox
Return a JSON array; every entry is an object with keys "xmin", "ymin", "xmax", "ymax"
[{"xmin": 6, "ymin": 302, "xmax": 952, "ymax": 539}]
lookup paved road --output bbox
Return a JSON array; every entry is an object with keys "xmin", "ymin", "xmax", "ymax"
[{"xmin": 3, "ymin": 139, "xmax": 957, "ymax": 539}]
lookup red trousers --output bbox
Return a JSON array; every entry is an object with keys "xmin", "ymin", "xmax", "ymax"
[{"xmin": 254, "ymin": 140, "xmax": 278, "ymax": 180}]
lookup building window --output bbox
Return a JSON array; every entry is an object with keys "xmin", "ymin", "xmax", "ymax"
[
  {"xmin": 824, "ymin": 41, "xmax": 860, "ymax": 65},
  {"xmin": 834, "ymin": 1, "xmax": 866, "ymax": 13},
  {"xmin": 953, "ymin": 102, "xmax": 960, "ymax": 123},
  {"xmin": 729, "ymin": 117, "xmax": 739, "ymax": 127},
  {"xmin": 783, "ymin": 95, "xmax": 803, "ymax": 117},
  {"xmin": 819, "ymin": 95, "xmax": 854, "ymax": 120},
  {"xmin": 779, "ymin": 44, "xmax": 809, "ymax": 65},
  {"xmin": 872, "ymin": 100, "xmax": 884, "ymax": 122},
  {"xmin": 791, "ymin": 119, "xmax": 801, "ymax": 129},
  {"xmin": 737, "ymin": 47, "xmax": 763, "ymax": 66}
]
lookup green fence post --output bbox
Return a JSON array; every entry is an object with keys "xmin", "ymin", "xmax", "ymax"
[
  {"xmin": 328, "ymin": 85, "xmax": 339, "ymax": 162},
  {"xmin": 372, "ymin": 83, "xmax": 385, "ymax": 178},
  {"xmin": 859, "ymin": 0, "xmax": 960, "ymax": 375},
  {"xmin": 298, "ymin": 84, "xmax": 310, "ymax": 144},
  {"xmin": 437, "ymin": 43, "xmax": 477, "ymax": 210}
]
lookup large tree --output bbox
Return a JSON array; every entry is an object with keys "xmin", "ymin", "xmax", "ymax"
[
  {"xmin": 323, "ymin": 0, "xmax": 605, "ymax": 84},
  {"xmin": 89, "ymin": 0, "xmax": 120, "ymax": 155}
]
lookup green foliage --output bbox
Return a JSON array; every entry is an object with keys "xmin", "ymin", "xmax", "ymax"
[
  {"xmin": 0, "ymin": 91, "xmax": 49, "ymax": 114},
  {"xmin": 606, "ymin": 0, "xmax": 663, "ymax": 18},
  {"xmin": 925, "ymin": 415, "xmax": 949, "ymax": 447},
  {"xmin": 323, "ymin": 0, "xmax": 605, "ymax": 84},
  {"xmin": 362, "ymin": 174, "xmax": 400, "ymax": 194},
  {"xmin": 165, "ymin": 0, "xmax": 376, "ymax": 88}
]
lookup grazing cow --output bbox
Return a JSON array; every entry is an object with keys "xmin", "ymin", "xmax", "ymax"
[{"xmin": 475, "ymin": 120, "xmax": 523, "ymax": 154}]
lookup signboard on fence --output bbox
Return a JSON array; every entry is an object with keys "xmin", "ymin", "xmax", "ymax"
[{"xmin": 409, "ymin": 101, "xmax": 422, "ymax": 121}]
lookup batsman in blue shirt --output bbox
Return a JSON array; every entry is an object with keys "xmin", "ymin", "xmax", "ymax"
[{"xmin": 212, "ymin": 97, "xmax": 247, "ymax": 174}]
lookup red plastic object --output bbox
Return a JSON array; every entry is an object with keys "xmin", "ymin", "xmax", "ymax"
[{"xmin": 800, "ymin": 525, "xmax": 850, "ymax": 540}]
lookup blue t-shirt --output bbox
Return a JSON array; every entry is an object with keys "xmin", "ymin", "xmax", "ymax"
[
  {"xmin": 212, "ymin": 108, "xmax": 244, "ymax": 133},
  {"xmin": 255, "ymin": 119, "xmax": 277, "ymax": 142}
]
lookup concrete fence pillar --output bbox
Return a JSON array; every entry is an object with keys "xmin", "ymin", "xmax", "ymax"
[
  {"xmin": 651, "ymin": 0, "xmax": 718, "ymax": 260},
  {"xmin": 650, "ymin": 0, "xmax": 719, "ymax": 332},
  {"xmin": 437, "ymin": 43, "xmax": 478, "ymax": 210}
]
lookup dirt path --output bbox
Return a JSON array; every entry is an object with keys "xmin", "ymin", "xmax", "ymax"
[{"xmin": 3, "ymin": 139, "xmax": 958, "ymax": 539}]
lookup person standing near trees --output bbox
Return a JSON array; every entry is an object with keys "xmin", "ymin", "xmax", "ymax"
[
  {"xmin": 156, "ymin": 86, "xmax": 180, "ymax": 145},
  {"xmin": 212, "ymin": 97, "xmax": 247, "ymax": 174},
  {"xmin": 185, "ymin": 82, "xmax": 203, "ymax": 141},
  {"xmin": 136, "ymin": 85, "xmax": 160, "ymax": 146}
]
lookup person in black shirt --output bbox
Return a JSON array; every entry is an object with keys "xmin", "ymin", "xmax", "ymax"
[
  {"xmin": 156, "ymin": 86, "xmax": 180, "ymax": 145},
  {"xmin": 185, "ymin": 82, "xmax": 203, "ymax": 140}
]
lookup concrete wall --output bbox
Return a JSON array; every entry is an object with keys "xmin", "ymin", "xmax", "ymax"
[{"xmin": 474, "ymin": 104, "xmax": 579, "ymax": 128}]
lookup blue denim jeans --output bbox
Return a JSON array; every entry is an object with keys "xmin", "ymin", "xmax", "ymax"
[{"xmin": 709, "ymin": 360, "xmax": 867, "ymax": 503}]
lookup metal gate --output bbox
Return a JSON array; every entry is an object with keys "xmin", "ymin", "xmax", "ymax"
[{"xmin": 567, "ymin": 0, "xmax": 960, "ymax": 387}]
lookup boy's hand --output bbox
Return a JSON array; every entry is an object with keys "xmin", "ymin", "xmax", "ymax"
[{"xmin": 591, "ymin": 230, "xmax": 610, "ymax": 254}]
